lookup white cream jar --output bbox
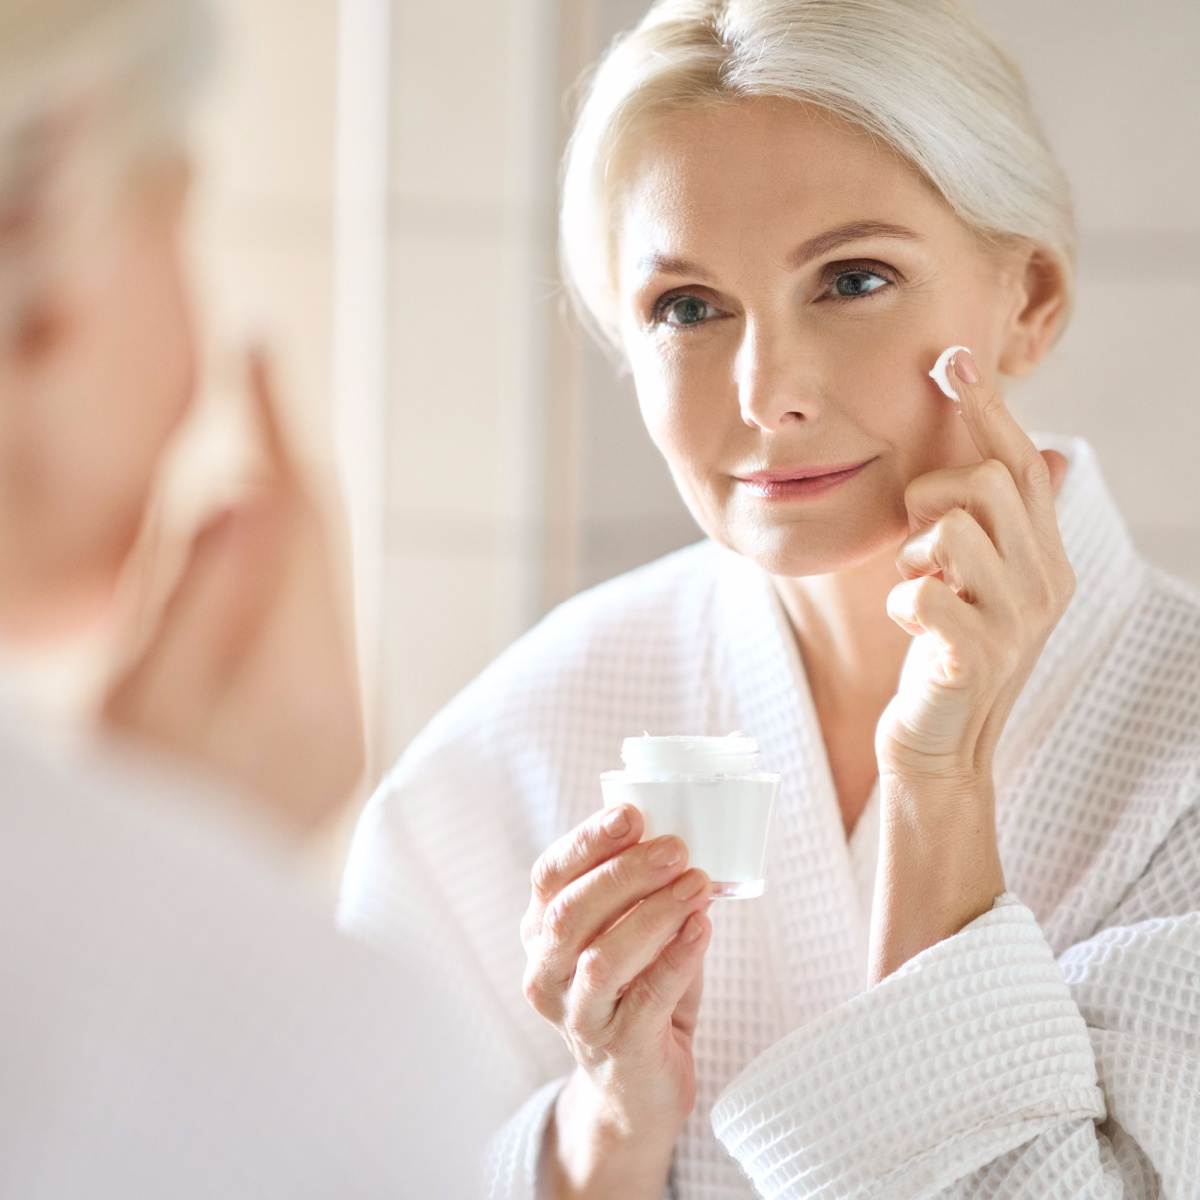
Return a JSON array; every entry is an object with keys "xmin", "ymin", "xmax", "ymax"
[{"xmin": 600, "ymin": 734, "xmax": 780, "ymax": 898}]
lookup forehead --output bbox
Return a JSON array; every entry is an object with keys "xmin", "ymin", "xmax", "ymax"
[{"xmin": 613, "ymin": 96, "xmax": 952, "ymax": 279}]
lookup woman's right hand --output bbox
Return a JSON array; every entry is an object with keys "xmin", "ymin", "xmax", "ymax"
[
  {"xmin": 521, "ymin": 804, "xmax": 713, "ymax": 1199},
  {"xmin": 101, "ymin": 352, "xmax": 363, "ymax": 837}
]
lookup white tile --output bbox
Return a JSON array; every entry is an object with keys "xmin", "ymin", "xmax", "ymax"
[
  {"xmin": 980, "ymin": 0, "xmax": 1200, "ymax": 232},
  {"xmin": 385, "ymin": 230, "xmax": 545, "ymax": 523},
  {"xmin": 1012, "ymin": 278, "xmax": 1200, "ymax": 535},
  {"xmin": 380, "ymin": 549, "xmax": 529, "ymax": 760},
  {"xmin": 187, "ymin": 1, "xmax": 338, "ymax": 461},
  {"xmin": 196, "ymin": 0, "xmax": 337, "ymax": 206},
  {"xmin": 389, "ymin": 0, "xmax": 553, "ymax": 207},
  {"xmin": 190, "ymin": 214, "xmax": 335, "ymax": 459}
]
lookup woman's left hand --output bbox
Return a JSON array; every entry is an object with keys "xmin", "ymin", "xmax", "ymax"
[{"xmin": 870, "ymin": 348, "xmax": 1073, "ymax": 981}]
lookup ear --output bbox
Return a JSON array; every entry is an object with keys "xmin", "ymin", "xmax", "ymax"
[{"xmin": 997, "ymin": 245, "xmax": 1068, "ymax": 377}]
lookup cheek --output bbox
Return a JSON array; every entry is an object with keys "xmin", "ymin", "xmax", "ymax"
[
  {"xmin": 823, "ymin": 310, "xmax": 978, "ymax": 476},
  {"xmin": 121, "ymin": 228, "xmax": 195, "ymax": 445},
  {"xmin": 44, "ymin": 227, "xmax": 195, "ymax": 559},
  {"xmin": 627, "ymin": 337, "xmax": 734, "ymax": 487}
]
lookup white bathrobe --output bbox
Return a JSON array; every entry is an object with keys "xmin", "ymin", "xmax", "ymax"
[
  {"xmin": 341, "ymin": 438, "xmax": 1200, "ymax": 1199},
  {"xmin": 0, "ymin": 715, "xmax": 500, "ymax": 1197}
]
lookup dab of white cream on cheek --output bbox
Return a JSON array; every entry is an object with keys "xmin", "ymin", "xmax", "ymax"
[{"xmin": 928, "ymin": 344, "xmax": 971, "ymax": 401}]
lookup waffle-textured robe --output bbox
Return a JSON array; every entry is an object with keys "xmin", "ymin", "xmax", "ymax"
[{"xmin": 340, "ymin": 438, "xmax": 1200, "ymax": 1199}]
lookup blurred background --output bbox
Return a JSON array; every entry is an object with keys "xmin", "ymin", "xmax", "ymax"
[{"xmin": 189, "ymin": 0, "xmax": 1200, "ymax": 800}]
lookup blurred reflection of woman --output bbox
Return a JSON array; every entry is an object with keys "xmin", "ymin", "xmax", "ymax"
[
  {"xmin": 342, "ymin": 2, "xmax": 1200, "ymax": 1197},
  {"xmin": 0, "ymin": 2, "xmax": 499, "ymax": 1194}
]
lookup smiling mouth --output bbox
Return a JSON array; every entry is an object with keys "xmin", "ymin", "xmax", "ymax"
[{"xmin": 734, "ymin": 458, "xmax": 875, "ymax": 500}]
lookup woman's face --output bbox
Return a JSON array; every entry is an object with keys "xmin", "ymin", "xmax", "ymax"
[
  {"xmin": 615, "ymin": 97, "xmax": 1046, "ymax": 578},
  {"xmin": 0, "ymin": 160, "xmax": 195, "ymax": 636}
]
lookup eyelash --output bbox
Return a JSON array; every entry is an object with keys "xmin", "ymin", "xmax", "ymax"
[
  {"xmin": 821, "ymin": 260, "xmax": 898, "ymax": 302},
  {"xmin": 649, "ymin": 259, "xmax": 900, "ymax": 327},
  {"xmin": 650, "ymin": 291, "xmax": 714, "ymax": 326}
]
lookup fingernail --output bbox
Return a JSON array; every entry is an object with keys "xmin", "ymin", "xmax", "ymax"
[
  {"xmin": 682, "ymin": 913, "xmax": 706, "ymax": 943},
  {"xmin": 673, "ymin": 870, "xmax": 706, "ymax": 900},
  {"xmin": 602, "ymin": 807, "xmax": 629, "ymax": 838},
  {"xmin": 952, "ymin": 348, "xmax": 981, "ymax": 385},
  {"xmin": 649, "ymin": 837, "xmax": 683, "ymax": 869}
]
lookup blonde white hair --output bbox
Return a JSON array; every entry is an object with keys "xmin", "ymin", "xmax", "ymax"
[
  {"xmin": 560, "ymin": 0, "xmax": 1076, "ymax": 349},
  {"xmin": 0, "ymin": 0, "xmax": 210, "ymax": 275}
]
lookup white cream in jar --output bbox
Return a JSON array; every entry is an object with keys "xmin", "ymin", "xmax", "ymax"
[{"xmin": 600, "ymin": 733, "xmax": 780, "ymax": 898}]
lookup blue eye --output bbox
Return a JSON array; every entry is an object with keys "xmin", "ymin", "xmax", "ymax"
[
  {"xmin": 663, "ymin": 295, "xmax": 714, "ymax": 326},
  {"xmin": 831, "ymin": 270, "xmax": 889, "ymax": 298}
]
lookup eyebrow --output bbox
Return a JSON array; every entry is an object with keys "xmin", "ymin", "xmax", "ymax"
[
  {"xmin": 634, "ymin": 253, "xmax": 715, "ymax": 282},
  {"xmin": 634, "ymin": 220, "xmax": 920, "ymax": 283},
  {"xmin": 786, "ymin": 220, "xmax": 921, "ymax": 269}
]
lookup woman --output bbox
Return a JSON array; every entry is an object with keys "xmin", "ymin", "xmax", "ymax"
[
  {"xmin": 0, "ymin": 2, "xmax": 500, "ymax": 1194},
  {"xmin": 0, "ymin": 0, "xmax": 361, "ymax": 829},
  {"xmin": 341, "ymin": 1, "xmax": 1200, "ymax": 1196}
]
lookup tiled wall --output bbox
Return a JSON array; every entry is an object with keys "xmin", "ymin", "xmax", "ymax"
[
  {"xmin": 984, "ymin": 0, "xmax": 1200, "ymax": 585},
  {"xmin": 377, "ymin": 0, "xmax": 564, "ymax": 765},
  {"xmin": 189, "ymin": 0, "xmax": 339, "ymax": 463}
]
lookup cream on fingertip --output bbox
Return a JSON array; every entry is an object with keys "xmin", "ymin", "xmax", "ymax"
[{"xmin": 928, "ymin": 345, "xmax": 971, "ymax": 401}]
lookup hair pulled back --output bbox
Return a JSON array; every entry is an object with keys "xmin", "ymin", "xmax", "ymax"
[{"xmin": 560, "ymin": 0, "xmax": 1075, "ymax": 348}]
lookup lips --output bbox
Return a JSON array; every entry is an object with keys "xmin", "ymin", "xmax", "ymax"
[{"xmin": 734, "ymin": 458, "xmax": 874, "ymax": 500}]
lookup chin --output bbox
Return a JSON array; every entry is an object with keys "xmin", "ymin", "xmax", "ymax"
[{"xmin": 719, "ymin": 509, "xmax": 908, "ymax": 579}]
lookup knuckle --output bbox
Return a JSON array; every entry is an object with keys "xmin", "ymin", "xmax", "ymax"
[
  {"xmin": 917, "ymin": 527, "xmax": 945, "ymax": 572},
  {"xmin": 542, "ymin": 894, "xmax": 573, "ymax": 941},
  {"xmin": 628, "ymin": 968, "xmax": 669, "ymax": 1012},
  {"xmin": 1020, "ymin": 452, "xmax": 1050, "ymax": 491},
  {"xmin": 1059, "ymin": 563, "xmax": 1077, "ymax": 606},
  {"xmin": 575, "ymin": 946, "xmax": 610, "ymax": 994},
  {"xmin": 1033, "ymin": 571, "xmax": 1058, "ymax": 611},
  {"xmin": 522, "ymin": 964, "xmax": 551, "ymax": 1013},
  {"xmin": 978, "ymin": 389, "xmax": 1006, "ymax": 420},
  {"xmin": 519, "ymin": 907, "xmax": 537, "ymax": 946},
  {"xmin": 978, "ymin": 457, "xmax": 1013, "ymax": 494},
  {"xmin": 658, "ymin": 924, "xmax": 692, "ymax": 972},
  {"xmin": 940, "ymin": 506, "xmax": 974, "ymax": 541},
  {"xmin": 529, "ymin": 853, "xmax": 558, "ymax": 901},
  {"xmin": 912, "ymin": 574, "xmax": 943, "ymax": 608},
  {"xmin": 601, "ymin": 847, "xmax": 635, "ymax": 891}
]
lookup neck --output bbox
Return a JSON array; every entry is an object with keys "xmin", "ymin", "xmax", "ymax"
[{"xmin": 772, "ymin": 539, "xmax": 912, "ymax": 833}]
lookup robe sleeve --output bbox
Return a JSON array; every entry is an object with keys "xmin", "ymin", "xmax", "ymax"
[
  {"xmin": 339, "ymin": 767, "xmax": 576, "ymax": 1200},
  {"xmin": 711, "ymin": 890, "xmax": 1200, "ymax": 1199}
]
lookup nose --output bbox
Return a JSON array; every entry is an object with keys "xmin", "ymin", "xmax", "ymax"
[{"xmin": 734, "ymin": 318, "xmax": 820, "ymax": 432}]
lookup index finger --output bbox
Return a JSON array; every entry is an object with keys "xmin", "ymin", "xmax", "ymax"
[
  {"xmin": 947, "ymin": 349, "xmax": 1060, "ymax": 544},
  {"xmin": 529, "ymin": 805, "xmax": 644, "ymax": 910},
  {"xmin": 246, "ymin": 347, "xmax": 297, "ymax": 488}
]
